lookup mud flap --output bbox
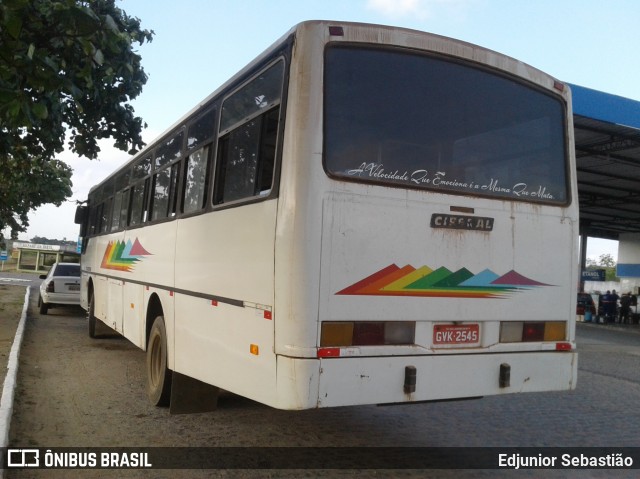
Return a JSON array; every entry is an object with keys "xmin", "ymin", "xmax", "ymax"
[
  {"xmin": 169, "ymin": 372, "xmax": 220, "ymax": 414},
  {"xmin": 93, "ymin": 319, "xmax": 121, "ymax": 338}
]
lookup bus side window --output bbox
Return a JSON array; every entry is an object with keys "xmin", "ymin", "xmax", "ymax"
[
  {"xmin": 183, "ymin": 145, "xmax": 210, "ymax": 214},
  {"xmin": 151, "ymin": 163, "xmax": 180, "ymax": 221},
  {"xmin": 151, "ymin": 131, "xmax": 184, "ymax": 221},
  {"xmin": 214, "ymin": 60, "xmax": 283, "ymax": 206},
  {"xmin": 88, "ymin": 205, "xmax": 98, "ymax": 236},
  {"xmin": 214, "ymin": 107, "xmax": 279, "ymax": 205},
  {"xmin": 216, "ymin": 119, "xmax": 261, "ymax": 204},
  {"xmin": 168, "ymin": 162, "xmax": 180, "ymax": 217},
  {"xmin": 257, "ymin": 108, "xmax": 278, "ymax": 194},
  {"xmin": 85, "ymin": 202, "xmax": 95, "ymax": 236},
  {"xmin": 110, "ymin": 191, "xmax": 123, "ymax": 232},
  {"xmin": 129, "ymin": 179, "xmax": 150, "ymax": 226},
  {"xmin": 119, "ymin": 189, "xmax": 130, "ymax": 228},
  {"xmin": 151, "ymin": 167, "xmax": 171, "ymax": 221},
  {"xmin": 99, "ymin": 197, "xmax": 112, "ymax": 233}
]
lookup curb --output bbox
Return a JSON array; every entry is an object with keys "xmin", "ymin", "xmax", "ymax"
[
  {"xmin": 577, "ymin": 320, "xmax": 640, "ymax": 335},
  {"xmin": 0, "ymin": 286, "xmax": 30, "ymax": 451}
]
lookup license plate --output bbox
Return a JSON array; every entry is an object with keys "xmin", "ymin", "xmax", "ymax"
[
  {"xmin": 68, "ymin": 284, "xmax": 80, "ymax": 291},
  {"xmin": 433, "ymin": 324, "xmax": 480, "ymax": 346}
]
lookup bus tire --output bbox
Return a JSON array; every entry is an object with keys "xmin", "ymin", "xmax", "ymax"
[
  {"xmin": 147, "ymin": 315, "xmax": 172, "ymax": 407},
  {"xmin": 87, "ymin": 291, "xmax": 98, "ymax": 338}
]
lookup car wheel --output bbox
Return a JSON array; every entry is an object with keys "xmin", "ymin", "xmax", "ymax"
[{"xmin": 38, "ymin": 295, "xmax": 49, "ymax": 315}]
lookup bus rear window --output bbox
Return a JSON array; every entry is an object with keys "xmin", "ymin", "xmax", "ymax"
[{"xmin": 324, "ymin": 45, "xmax": 568, "ymax": 204}]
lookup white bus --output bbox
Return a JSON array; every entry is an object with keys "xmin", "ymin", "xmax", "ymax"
[{"xmin": 75, "ymin": 21, "xmax": 578, "ymax": 411}]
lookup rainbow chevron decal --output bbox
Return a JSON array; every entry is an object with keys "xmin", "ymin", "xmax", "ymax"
[
  {"xmin": 336, "ymin": 264, "xmax": 551, "ymax": 299},
  {"xmin": 101, "ymin": 239, "xmax": 151, "ymax": 272}
]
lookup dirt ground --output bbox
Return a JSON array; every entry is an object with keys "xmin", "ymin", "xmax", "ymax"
[
  {"xmin": 5, "ymin": 284, "xmax": 639, "ymax": 479},
  {"xmin": 5, "ymin": 289, "xmax": 352, "ymax": 478},
  {"xmin": 3, "ymin": 287, "xmax": 428, "ymax": 479}
]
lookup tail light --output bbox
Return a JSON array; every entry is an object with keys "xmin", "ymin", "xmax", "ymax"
[
  {"xmin": 500, "ymin": 321, "xmax": 568, "ymax": 343},
  {"xmin": 46, "ymin": 281, "xmax": 55, "ymax": 293},
  {"xmin": 320, "ymin": 321, "xmax": 414, "ymax": 354}
]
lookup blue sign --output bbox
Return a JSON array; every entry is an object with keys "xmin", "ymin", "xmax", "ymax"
[
  {"xmin": 0, "ymin": 251, "xmax": 7, "ymax": 261},
  {"xmin": 582, "ymin": 269, "xmax": 605, "ymax": 281}
]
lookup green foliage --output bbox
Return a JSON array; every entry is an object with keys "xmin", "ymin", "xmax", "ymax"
[
  {"xmin": 29, "ymin": 236, "xmax": 76, "ymax": 246},
  {"xmin": 586, "ymin": 253, "xmax": 619, "ymax": 282},
  {"xmin": 0, "ymin": 0, "xmax": 153, "ymax": 238},
  {"xmin": 0, "ymin": 154, "xmax": 72, "ymax": 238}
]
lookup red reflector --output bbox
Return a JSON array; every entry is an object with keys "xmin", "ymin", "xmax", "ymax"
[
  {"xmin": 553, "ymin": 80, "xmax": 565, "ymax": 92},
  {"xmin": 556, "ymin": 342, "xmax": 572, "ymax": 351},
  {"xmin": 264, "ymin": 310, "xmax": 272, "ymax": 320},
  {"xmin": 317, "ymin": 347, "xmax": 340, "ymax": 358},
  {"xmin": 522, "ymin": 322, "xmax": 545, "ymax": 342},
  {"xmin": 328, "ymin": 26, "xmax": 344, "ymax": 36},
  {"xmin": 211, "ymin": 300, "xmax": 218, "ymax": 306}
]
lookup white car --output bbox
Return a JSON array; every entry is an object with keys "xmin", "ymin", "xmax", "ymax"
[{"xmin": 38, "ymin": 262, "xmax": 81, "ymax": 315}]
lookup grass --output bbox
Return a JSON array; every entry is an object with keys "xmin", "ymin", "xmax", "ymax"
[
  {"xmin": 0, "ymin": 284, "xmax": 25, "ymax": 324},
  {"xmin": 0, "ymin": 285, "xmax": 28, "ymax": 384}
]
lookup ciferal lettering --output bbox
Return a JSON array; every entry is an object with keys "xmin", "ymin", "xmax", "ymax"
[{"xmin": 430, "ymin": 214, "xmax": 494, "ymax": 231}]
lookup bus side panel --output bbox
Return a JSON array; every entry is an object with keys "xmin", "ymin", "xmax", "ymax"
[
  {"xmin": 173, "ymin": 294, "xmax": 277, "ymax": 405},
  {"xmin": 173, "ymin": 201, "xmax": 278, "ymax": 405},
  {"xmin": 81, "ymin": 227, "xmax": 183, "ymax": 356},
  {"xmin": 121, "ymin": 222, "xmax": 177, "ymax": 360},
  {"xmin": 94, "ymin": 275, "xmax": 108, "ymax": 321},
  {"xmin": 273, "ymin": 26, "xmax": 326, "ymax": 358},
  {"xmin": 275, "ymin": 356, "xmax": 321, "ymax": 410},
  {"xmin": 87, "ymin": 233, "xmax": 125, "ymax": 326},
  {"xmin": 81, "ymin": 235, "xmax": 106, "ymax": 311},
  {"xmin": 106, "ymin": 277, "xmax": 124, "ymax": 333},
  {"xmin": 174, "ymin": 202, "xmax": 277, "ymax": 306},
  {"xmin": 84, "ymin": 223, "xmax": 178, "ymax": 357},
  {"xmin": 123, "ymin": 281, "xmax": 145, "ymax": 348}
]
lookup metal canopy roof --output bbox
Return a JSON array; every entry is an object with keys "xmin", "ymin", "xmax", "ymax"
[{"xmin": 569, "ymin": 84, "xmax": 640, "ymax": 240}]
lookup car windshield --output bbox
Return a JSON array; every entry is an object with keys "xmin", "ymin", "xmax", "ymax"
[{"xmin": 53, "ymin": 264, "xmax": 80, "ymax": 277}]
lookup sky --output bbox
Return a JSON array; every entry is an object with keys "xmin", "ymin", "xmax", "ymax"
[{"xmin": 13, "ymin": 0, "xmax": 640, "ymax": 260}]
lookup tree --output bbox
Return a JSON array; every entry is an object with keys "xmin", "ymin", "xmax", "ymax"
[
  {"xmin": 0, "ymin": 156, "xmax": 72, "ymax": 238},
  {"xmin": 0, "ymin": 0, "xmax": 153, "ymax": 239},
  {"xmin": 586, "ymin": 253, "xmax": 618, "ymax": 282},
  {"xmin": 29, "ymin": 236, "xmax": 75, "ymax": 245}
]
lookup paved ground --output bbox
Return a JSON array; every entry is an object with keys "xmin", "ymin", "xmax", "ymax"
[{"xmin": 3, "ymin": 284, "xmax": 640, "ymax": 478}]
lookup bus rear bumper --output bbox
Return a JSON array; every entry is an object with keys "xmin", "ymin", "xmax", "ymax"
[{"xmin": 276, "ymin": 351, "xmax": 577, "ymax": 409}]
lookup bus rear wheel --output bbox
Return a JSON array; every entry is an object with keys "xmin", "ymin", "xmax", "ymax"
[{"xmin": 146, "ymin": 315, "xmax": 172, "ymax": 407}]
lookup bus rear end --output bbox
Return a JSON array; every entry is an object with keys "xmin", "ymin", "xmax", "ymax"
[{"xmin": 274, "ymin": 22, "xmax": 577, "ymax": 409}]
